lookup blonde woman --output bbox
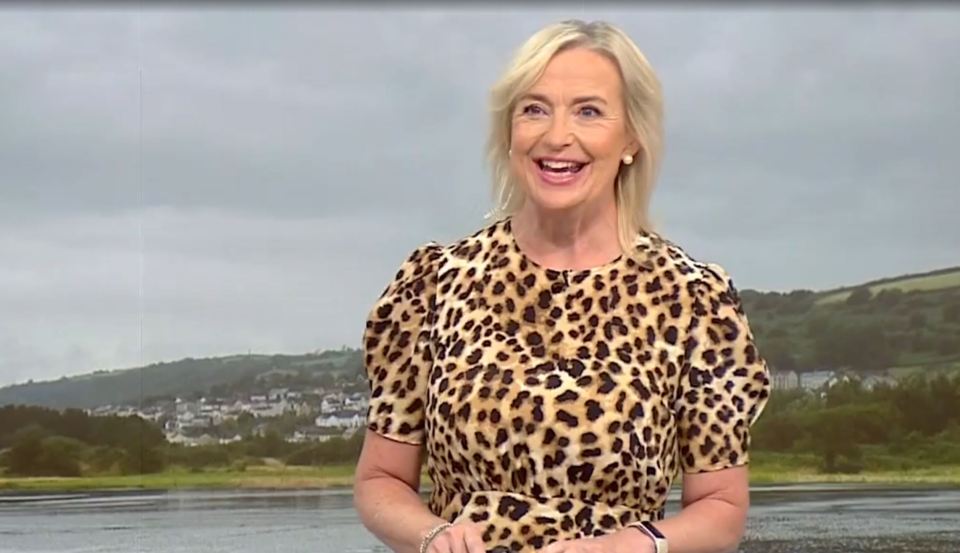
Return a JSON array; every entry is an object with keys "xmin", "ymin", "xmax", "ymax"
[{"xmin": 354, "ymin": 19, "xmax": 770, "ymax": 553}]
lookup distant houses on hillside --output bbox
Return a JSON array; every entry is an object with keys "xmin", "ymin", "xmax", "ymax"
[
  {"xmin": 771, "ymin": 369, "xmax": 897, "ymax": 392},
  {"xmin": 84, "ymin": 388, "xmax": 370, "ymax": 447}
]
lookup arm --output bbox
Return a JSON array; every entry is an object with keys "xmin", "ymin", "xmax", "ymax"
[
  {"xmin": 353, "ymin": 430, "xmax": 448, "ymax": 553},
  {"xmin": 618, "ymin": 466, "xmax": 750, "ymax": 553}
]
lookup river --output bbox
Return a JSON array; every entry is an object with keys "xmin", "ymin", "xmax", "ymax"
[{"xmin": 0, "ymin": 484, "xmax": 957, "ymax": 552}]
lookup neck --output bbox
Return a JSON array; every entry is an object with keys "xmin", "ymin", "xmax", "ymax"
[{"xmin": 510, "ymin": 200, "xmax": 621, "ymax": 271}]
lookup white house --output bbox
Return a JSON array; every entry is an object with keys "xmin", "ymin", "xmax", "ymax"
[
  {"xmin": 771, "ymin": 370, "xmax": 800, "ymax": 390},
  {"xmin": 315, "ymin": 409, "xmax": 364, "ymax": 429}
]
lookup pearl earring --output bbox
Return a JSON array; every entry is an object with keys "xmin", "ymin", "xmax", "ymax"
[{"xmin": 622, "ymin": 154, "xmax": 634, "ymax": 165}]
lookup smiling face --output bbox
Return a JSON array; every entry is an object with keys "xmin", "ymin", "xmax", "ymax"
[{"xmin": 509, "ymin": 47, "xmax": 638, "ymax": 216}]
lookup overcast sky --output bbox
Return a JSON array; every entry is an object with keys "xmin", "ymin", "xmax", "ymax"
[{"xmin": 1, "ymin": 5, "xmax": 957, "ymax": 387}]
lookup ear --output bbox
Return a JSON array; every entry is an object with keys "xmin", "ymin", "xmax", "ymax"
[{"xmin": 624, "ymin": 137, "xmax": 642, "ymax": 159}]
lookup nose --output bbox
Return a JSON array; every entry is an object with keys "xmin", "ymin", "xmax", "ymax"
[{"xmin": 542, "ymin": 112, "xmax": 573, "ymax": 149}]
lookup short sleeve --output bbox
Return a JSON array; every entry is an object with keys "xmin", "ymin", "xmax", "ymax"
[
  {"xmin": 361, "ymin": 242, "xmax": 442, "ymax": 446},
  {"xmin": 675, "ymin": 262, "xmax": 771, "ymax": 473}
]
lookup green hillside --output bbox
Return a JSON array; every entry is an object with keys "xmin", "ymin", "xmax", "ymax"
[
  {"xmin": 741, "ymin": 265, "xmax": 960, "ymax": 377},
  {"xmin": 0, "ymin": 349, "xmax": 363, "ymax": 410},
  {"xmin": 2, "ymin": 265, "xmax": 958, "ymax": 410},
  {"xmin": 815, "ymin": 266, "xmax": 960, "ymax": 305}
]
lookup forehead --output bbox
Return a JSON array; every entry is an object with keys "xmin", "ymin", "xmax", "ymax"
[{"xmin": 529, "ymin": 47, "xmax": 624, "ymax": 98}]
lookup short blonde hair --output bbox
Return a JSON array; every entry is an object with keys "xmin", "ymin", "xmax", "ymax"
[{"xmin": 485, "ymin": 19, "xmax": 665, "ymax": 253}]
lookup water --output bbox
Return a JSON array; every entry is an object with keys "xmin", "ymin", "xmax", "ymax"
[{"xmin": 0, "ymin": 484, "xmax": 957, "ymax": 552}]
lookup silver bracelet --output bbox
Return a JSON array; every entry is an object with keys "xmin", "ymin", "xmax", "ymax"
[{"xmin": 419, "ymin": 522, "xmax": 452, "ymax": 553}]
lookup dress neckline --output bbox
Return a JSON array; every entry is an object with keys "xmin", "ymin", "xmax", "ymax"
[{"xmin": 502, "ymin": 216, "xmax": 627, "ymax": 278}]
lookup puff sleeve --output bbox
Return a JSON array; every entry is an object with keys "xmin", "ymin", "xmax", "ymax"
[
  {"xmin": 361, "ymin": 242, "xmax": 442, "ymax": 446},
  {"xmin": 675, "ymin": 262, "xmax": 771, "ymax": 473}
]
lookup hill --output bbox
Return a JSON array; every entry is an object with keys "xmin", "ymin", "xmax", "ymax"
[
  {"xmin": 740, "ymin": 265, "xmax": 960, "ymax": 378},
  {"xmin": 0, "ymin": 350, "xmax": 363, "ymax": 410},
  {"xmin": 1, "ymin": 265, "xmax": 958, "ymax": 410},
  {"xmin": 814, "ymin": 266, "xmax": 960, "ymax": 305}
]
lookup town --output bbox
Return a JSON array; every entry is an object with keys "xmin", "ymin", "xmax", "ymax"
[
  {"xmin": 86, "ymin": 386, "xmax": 369, "ymax": 447},
  {"xmin": 79, "ymin": 367, "xmax": 902, "ymax": 448}
]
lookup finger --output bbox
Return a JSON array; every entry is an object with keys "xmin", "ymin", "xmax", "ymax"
[
  {"xmin": 430, "ymin": 531, "xmax": 455, "ymax": 553},
  {"xmin": 446, "ymin": 530, "xmax": 468, "ymax": 553}
]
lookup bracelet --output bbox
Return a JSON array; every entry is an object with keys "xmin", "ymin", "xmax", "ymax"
[{"xmin": 419, "ymin": 522, "xmax": 452, "ymax": 553}]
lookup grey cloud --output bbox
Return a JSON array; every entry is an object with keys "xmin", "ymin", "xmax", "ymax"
[{"xmin": 1, "ymin": 6, "xmax": 958, "ymax": 385}]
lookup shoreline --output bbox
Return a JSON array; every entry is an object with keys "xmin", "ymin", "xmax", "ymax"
[{"xmin": 3, "ymin": 463, "xmax": 959, "ymax": 493}]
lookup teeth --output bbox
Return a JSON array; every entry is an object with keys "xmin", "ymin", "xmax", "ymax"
[{"xmin": 540, "ymin": 160, "xmax": 583, "ymax": 170}]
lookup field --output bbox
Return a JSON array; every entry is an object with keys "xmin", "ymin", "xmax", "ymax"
[
  {"xmin": 816, "ymin": 268, "xmax": 960, "ymax": 305},
  {"xmin": 3, "ymin": 457, "xmax": 958, "ymax": 492}
]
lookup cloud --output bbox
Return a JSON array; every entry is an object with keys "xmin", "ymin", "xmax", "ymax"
[{"xmin": 0, "ymin": 6, "xmax": 957, "ymax": 385}]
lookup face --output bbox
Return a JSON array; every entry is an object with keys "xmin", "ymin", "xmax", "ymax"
[{"xmin": 509, "ymin": 47, "xmax": 638, "ymax": 215}]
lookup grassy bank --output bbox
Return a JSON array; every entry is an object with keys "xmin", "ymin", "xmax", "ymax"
[
  {"xmin": 0, "ymin": 464, "xmax": 357, "ymax": 492},
  {"xmin": 3, "ymin": 457, "xmax": 959, "ymax": 492},
  {"xmin": 748, "ymin": 452, "xmax": 960, "ymax": 486}
]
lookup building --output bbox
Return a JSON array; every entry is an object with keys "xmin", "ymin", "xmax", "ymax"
[{"xmin": 315, "ymin": 409, "xmax": 364, "ymax": 429}]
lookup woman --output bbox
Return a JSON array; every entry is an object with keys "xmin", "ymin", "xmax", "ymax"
[{"xmin": 353, "ymin": 19, "xmax": 771, "ymax": 553}]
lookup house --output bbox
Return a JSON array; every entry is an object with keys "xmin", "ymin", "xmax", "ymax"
[
  {"xmin": 268, "ymin": 388, "xmax": 289, "ymax": 402},
  {"xmin": 315, "ymin": 409, "xmax": 364, "ymax": 429},
  {"xmin": 862, "ymin": 374, "xmax": 898, "ymax": 391},
  {"xmin": 344, "ymin": 393, "xmax": 369, "ymax": 410},
  {"xmin": 289, "ymin": 426, "xmax": 338, "ymax": 443},
  {"xmin": 771, "ymin": 370, "xmax": 800, "ymax": 390},
  {"xmin": 798, "ymin": 370, "xmax": 837, "ymax": 391}
]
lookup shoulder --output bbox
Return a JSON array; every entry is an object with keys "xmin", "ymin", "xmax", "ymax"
[
  {"xmin": 632, "ymin": 228, "xmax": 741, "ymax": 303},
  {"xmin": 384, "ymin": 218, "xmax": 508, "ymax": 289}
]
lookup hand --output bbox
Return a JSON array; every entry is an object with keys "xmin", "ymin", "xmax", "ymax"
[
  {"xmin": 540, "ymin": 528, "xmax": 654, "ymax": 553},
  {"xmin": 422, "ymin": 521, "xmax": 487, "ymax": 553}
]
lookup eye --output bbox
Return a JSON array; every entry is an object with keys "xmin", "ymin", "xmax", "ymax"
[
  {"xmin": 521, "ymin": 103, "xmax": 546, "ymax": 116},
  {"xmin": 579, "ymin": 105, "xmax": 603, "ymax": 118}
]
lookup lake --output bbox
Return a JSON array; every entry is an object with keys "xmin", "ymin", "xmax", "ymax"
[{"xmin": 1, "ymin": 484, "xmax": 957, "ymax": 552}]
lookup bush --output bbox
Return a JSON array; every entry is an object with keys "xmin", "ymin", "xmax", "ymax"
[
  {"xmin": 165, "ymin": 444, "xmax": 231, "ymax": 470},
  {"xmin": 86, "ymin": 446, "xmax": 127, "ymax": 474}
]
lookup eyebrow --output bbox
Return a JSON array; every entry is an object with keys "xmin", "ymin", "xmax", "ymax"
[{"xmin": 518, "ymin": 93, "xmax": 609, "ymax": 106}]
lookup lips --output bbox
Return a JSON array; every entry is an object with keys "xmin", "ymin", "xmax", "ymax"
[
  {"xmin": 533, "ymin": 157, "xmax": 590, "ymax": 187},
  {"xmin": 536, "ymin": 158, "xmax": 588, "ymax": 174}
]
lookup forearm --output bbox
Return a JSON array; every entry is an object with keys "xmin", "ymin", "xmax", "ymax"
[
  {"xmin": 354, "ymin": 474, "xmax": 448, "ymax": 553},
  {"xmin": 621, "ymin": 496, "xmax": 745, "ymax": 553}
]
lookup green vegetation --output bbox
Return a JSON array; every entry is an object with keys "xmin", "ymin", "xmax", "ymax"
[
  {"xmin": 0, "ymin": 405, "xmax": 364, "ymax": 481},
  {"xmin": 0, "ymin": 349, "xmax": 365, "ymax": 410},
  {"xmin": 750, "ymin": 373, "xmax": 960, "ymax": 475},
  {"xmin": 1, "ymin": 267, "xmax": 958, "ymax": 491},
  {"xmin": 813, "ymin": 266, "xmax": 960, "ymax": 305},
  {"xmin": 0, "ymin": 464, "xmax": 359, "ymax": 491},
  {"xmin": 740, "ymin": 268, "xmax": 960, "ymax": 376}
]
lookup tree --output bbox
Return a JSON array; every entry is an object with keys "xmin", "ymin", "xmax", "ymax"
[
  {"xmin": 813, "ymin": 323, "xmax": 896, "ymax": 372},
  {"xmin": 875, "ymin": 288, "xmax": 904, "ymax": 307},
  {"xmin": 846, "ymin": 287, "xmax": 873, "ymax": 306},
  {"xmin": 908, "ymin": 313, "xmax": 927, "ymax": 328},
  {"xmin": 760, "ymin": 338, "xmax": 797, "ymax": 372},
  {"xmin": 6, "ymin": 425, "xmax": 47, "ymax": 475},
  {"xmin": 943, "ymin": 302, "xmax": 960, "ymax": 324}
]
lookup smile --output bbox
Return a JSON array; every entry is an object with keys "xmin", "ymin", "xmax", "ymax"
[{"xmin": 533, "ymin": 157, "xmax": 590, "ymax": 186}]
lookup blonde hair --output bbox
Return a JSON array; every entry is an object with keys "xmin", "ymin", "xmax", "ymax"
[{"xmin": 485, "ymin": 19, "xmax": 665, "ymax": 253}]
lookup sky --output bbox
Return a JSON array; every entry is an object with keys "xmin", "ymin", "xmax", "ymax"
[{"xmin": 1, "ymin": 5, "xmax": 958, "ymax": 387}]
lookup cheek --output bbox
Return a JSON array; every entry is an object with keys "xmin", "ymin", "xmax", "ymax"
[{"xmin": 510, "ymin": 121, "xmax": 540, "ymax": 151}]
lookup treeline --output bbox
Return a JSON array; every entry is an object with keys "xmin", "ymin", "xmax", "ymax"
[
  {"xmin": 0, "ymin": 405, "xmax": 364, "ymax": 478},
  {"xmin": 752, "ymin": 372, "xmax": 960, "ymax": 472},
  {"xmin": 742, "ymin": 284, "xmax": 960, "ymax": 373},
  {"xmin": 0, "ymin": 405, "xmax": 165, "ymax": 476},
  {"xmin": 4, "ymin": 371, "xmax": 960, "ymax": 480}
]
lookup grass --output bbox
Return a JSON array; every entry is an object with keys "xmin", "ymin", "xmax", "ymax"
[
  {"xmin": 0, "ymin": 464, "xmax": 358, "ymax": 492},
  {"xmin": 816, "ymin": 270, "xmax": 960, "ymax": 305},
  {"xmin": 748, "ymin": 451, "xmax": 960, "ymax": 486},
  {"xmin": 3, "ymin": 456, "xmax": 959, "ymax": 492}
]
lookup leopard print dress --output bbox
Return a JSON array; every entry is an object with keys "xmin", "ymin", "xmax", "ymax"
[{"xmin": 361, "ymin": 216, "xmax": 771, "ymax": 552}]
